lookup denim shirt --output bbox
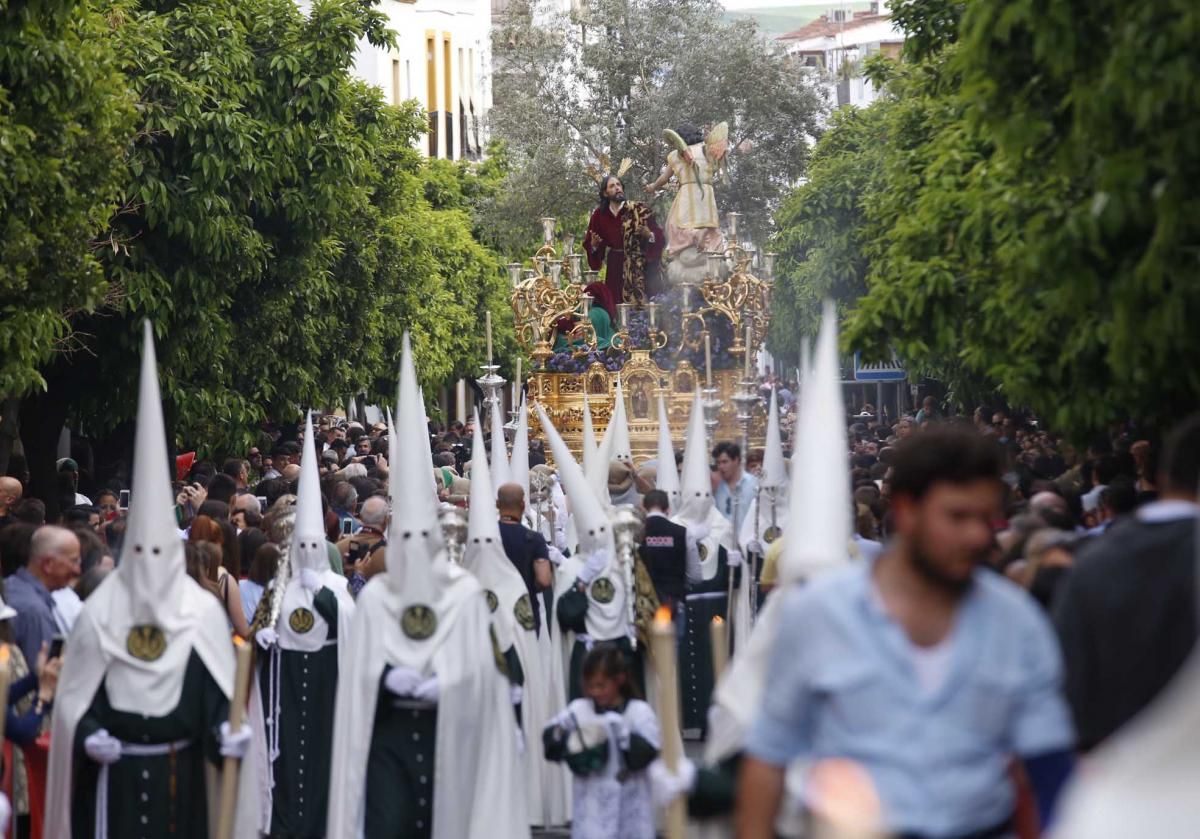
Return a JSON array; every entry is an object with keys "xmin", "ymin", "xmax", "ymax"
[
  {"xmin": 746, "ymin": 561, "xmax": 1074, "ymax": 837},
  {"xmin": 714, "ymin": 472, "xmax": 758, "ymax": 537}
]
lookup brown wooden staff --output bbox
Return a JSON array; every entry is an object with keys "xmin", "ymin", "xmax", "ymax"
[{"xmin": 216, "ymin": 636, "xmax": 253, "ymax": 839}]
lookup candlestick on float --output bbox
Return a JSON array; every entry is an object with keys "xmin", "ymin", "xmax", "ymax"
[
  {"xmin": 704, "ymin": 333, "xmax": 713, "ymax": 388},
  {"xmin": 650, "ymin": 606, "xmax": 686, "ymax": 839},
  {"xmin": 744, "ymin": 325, "xmax": 754, "ymax": 380},
  {"xmin": 711, "ymin": 616, "xmax": 728, "ymax": 683},
  {"xmin": 486, "ymin": 310, "xmax": 493, "ymax": 366}
]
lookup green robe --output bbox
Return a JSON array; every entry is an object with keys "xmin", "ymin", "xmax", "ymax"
[
  {"xmin": 681, "ymin": 546, "xmax": 730, "ymax": 733},
  {"xmin": 364, "ymin": 672, "xmax": 438, "ymax": 838},
  {"xmin": 261, "ymin": 587, "xmax": 340, "ymax": 838},
  {"xmin": 553, "ymin": 307, "xmax": 614, "ymax": 352},
  {"xmin": 362, "ymin": 643, "xmax": 522, "ymax": 838},
  {"xmin": 71, "ymin": 651, "xmax": 227, "ymax": 838}
]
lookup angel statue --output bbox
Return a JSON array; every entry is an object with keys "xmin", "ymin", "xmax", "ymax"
[
  {"xmin": 644, "ymin": 122, "xmax": 747, "ymax": 286},
  {"xmin": 583, "ymin": 154, "xmax": 665, "ymax": 307}
]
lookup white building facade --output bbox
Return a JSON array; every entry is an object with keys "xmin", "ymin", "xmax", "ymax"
[
  {"xmin": 777, "ymin": 4, "xmax": 904, "ymax": 109},
  {"xmin": 326, "ymin": 0, "xmax": 494, "ymax": 160}
]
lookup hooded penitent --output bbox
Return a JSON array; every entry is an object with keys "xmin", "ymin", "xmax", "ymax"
[
  {"xmin": 738, "ymin": 386, "xmax": 788, "ymax": 549},
  {"xmin": 655, "ymin": 394, "xmax": 681, "ymax": 511},
  {"xmin": 46, "ymin": 322, "xmax": 260, "ymax": 838},
  {"xmin": 490, "ymin": 396, "xmax": 512, "ymax": 492},
  {"xmin": 510, "ymin": 396, "xmax": 531, "ymax": 506},
  {"xmin": 608, "ymin": 379, "xmax": 633, "ymax": 464},
  {"xmin": 705, "ymin": 301, "xmax": 851, "ymax": 780},
  {"xmin": 539, "ymin": 405, "xmax": 629, "ymax": 645},
  {"xmin": 326, "ymin": 332, "xmax": 526, "ymax": 838},
  {"xmin": 674, "ymin": 388, "xmax": 735, "ymax": 565},
  {"xmin": 582, "ymin": 392, "xmax": 615, "ymax": 507},
  {"xmin": 253, "ymin": 414, "xmax": 356, "ymax": 834},
  {"xmin": 466, "ymin": 411, "xmax": 566, "ymax": 826}
]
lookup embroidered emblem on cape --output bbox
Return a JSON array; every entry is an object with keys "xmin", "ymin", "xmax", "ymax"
[
  {"xmin": 764, "ymin": 525, "xmax": 782, "ymax": 544},
  {"xmin": 698, "ymin": 542, "xmax": 709, "ymax": 562},
  {"xmin": 288, "ymin": 607, "xmax": 315, "ymax": 634},
  {"xmin": 402, "ymin": 604, "xmax": 438, "ymax": 640},
  {"xmin": 485, "ymin": 590, "xmax": 499, "ymax": 612},
  {"xmin": 590, "ymin": 577, "xmax": 615, "ymax": 604},
  {"xmin": 127, "ymin": 625, "xmax": 166, "ymax": 662},
  {"xmin": 514, "ymin": 594, "xmax": 535, "ymax": 631}
]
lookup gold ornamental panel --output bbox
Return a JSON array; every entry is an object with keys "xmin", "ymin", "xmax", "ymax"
[{"xmin": 529, "ymin": 350, "xmax": 766, "ymax": 465}]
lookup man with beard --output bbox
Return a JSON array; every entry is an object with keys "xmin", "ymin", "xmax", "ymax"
[
  {"xmin": 584, "ymin": 174, "xmax": 664, "ymax": 306},
  {"xmin": 737, "ymin": 425, "xmax": 1075, "ymax": 839}
]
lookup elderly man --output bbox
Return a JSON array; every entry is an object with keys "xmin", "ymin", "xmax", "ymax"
[
  {"xmin": 7, "ymin": 525, "xmax": 81, "ymax": 668},
  {"xmin": 0, "ymin": 477, "xmax": 22, "ymax": 527}
]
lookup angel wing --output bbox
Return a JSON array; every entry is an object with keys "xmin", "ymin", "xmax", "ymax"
[
  {"xmin": 616, "ymin": 157, "xmax": 633, "ymax": 178},
  {"xmin": 585, "ymin": 164, "xmax": 603, "ymax": 184},
  {"xmin": 705, "ymin": 121, "xmax": 730, "ymax": 164},
  {"xmin": 662, "ymin": 128, "xmax": 690, "ymax": 157}
]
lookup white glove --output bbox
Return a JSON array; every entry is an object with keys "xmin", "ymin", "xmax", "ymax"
[
  {"xmin": 510, "ymin": 684, "xmax": 524, "ymax": 706},
  {"xmin": 746, "ymin": 539, "xmax": 764, "ymax": 555},
  {"xmin": 547, "ymin": 546, "xmax": 566, "ymax": 567},
  {"xmin": 690, "ymin": 521, "xmax": 710, "ymax": 542},
  {"xmin": 727, "ymin": 550, "xmax": 744, "ymax": 568},
  {"xmin": 580, "ymin": 549, "xmax": 610, "ymax": 584},
  {"xmin": 255, "ymin": 627, "xmax": 279, "ymax": 649},
  {"xmin": 649, "ymin": 756, "xmax": 698, "ymax": 807},
  {"xmin": 413, "ymin": 675, "xmax": 440, "ymax": 703},
  {"xmin": 84, "ymin": 729, "xmax": 122, "ymax": 765},
  {"xmin": 602, "ymin": 710, "xmax": 631, "ymax": 748},
  {"xmin": 300, "ymin": 568, "xmax": 323, "ymax": 592},
  {"xmin": 384, "ymin": 666, "xmax": 424, "ymax": 697},
  {"xmin": 219, "ymin": 721, "xmax": 252, "ymax": 759}
]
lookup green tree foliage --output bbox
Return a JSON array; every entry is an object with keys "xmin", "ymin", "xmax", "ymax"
[
  {"xmin": 0, "ymin": 0, "xmax": 134, "ymax": 396},
  {"xmin": 486, "ymin": 0, "xmax": 824, "ymax": 253},
  {"xmin": 772, "ymin": 0, "xmax": 1200, "ymax": 438},
  {"xmin": 20, "ymin": 0, "xmax": 508, "ymax": 461}
]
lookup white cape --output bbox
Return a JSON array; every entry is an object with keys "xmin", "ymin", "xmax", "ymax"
[
  {"xmin": 46, "ymin": 574, "xmax": 261, "ymax": 838},
  {"xmin": 325, "ymin": 570, "xmax": 528, "ymax": 838}
]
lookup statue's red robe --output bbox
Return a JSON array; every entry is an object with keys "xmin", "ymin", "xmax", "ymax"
[{"xmin": 584, "ymin": 200, "xmax": 665, "ymax": 306}]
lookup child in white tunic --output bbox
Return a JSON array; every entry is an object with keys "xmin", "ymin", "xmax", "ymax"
[{"xmin": 543, "ymin": 644, "xmax": 660, "ymax": 839}]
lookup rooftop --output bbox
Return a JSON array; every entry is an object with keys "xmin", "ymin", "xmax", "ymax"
[{"xmin": 776, "ymin": 10, "xmax": 888, "ymax": 43}]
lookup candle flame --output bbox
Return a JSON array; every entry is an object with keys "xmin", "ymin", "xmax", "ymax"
[
  {"xmin": 0, "ymin": 644, "xmax": 9, "ymax": 665},
  {"xmin": 233, "ymin": 635, "xmax": 246, "ymax": 648},
  {"xmin": 654, "ymin": 605, "xmax": 673, "ymax": 626},
  {"xmin": 712, "ymin": 616, "xmax": 724, "ymax": 626}
]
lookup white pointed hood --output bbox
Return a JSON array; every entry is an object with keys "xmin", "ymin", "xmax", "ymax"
[
  {"xmin": 509, "ymin": 397, "xmax": 530, "ymax": 502},
  {"xmin": 581, "ymin": 393, "xmax": 601, "ymax": 494},
  {"xmin": 760, "ymin": 388, "xmax": 787, "ymax": 490},
  {"xmin": 121, "ymin": 320, "xmax": 189, "ymax": 627},
  {"xmin": 385, "ymin": 332, "xmax": 453, "ymax": 603},
  {"xmin": 655, "ymin": 394, "xmax": 680, "ymax": 510},
  {"xmin": 780, "ymin": 301, "xmax": 851, "ymax": 584},
  {"xmin": 675, "ymin": 388, "xmax": 714, "ymax": 525},
  {"xmin": 490, "ymin": 397, "xmax": 511, "ymax": 490},
  {"xmin": 290, "ymin": 412, "xmax": 329, "ymax": 574},
  {"xmin": 608, "ymin": 378, "xmax": 633, "ymax": 463},
  {"xmin": 537, "ymin": 405, "xmax": 614, "ymax": 557}
]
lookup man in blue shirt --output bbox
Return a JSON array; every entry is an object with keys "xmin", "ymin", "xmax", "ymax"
[
  {"xmin": 712, "ymin": 441, "xmax": 758, "ymax": 537},
  {"xmin": 738, "ymin": 426, "xmax": 1074, "ymax": 839},
  {"xmin": 7, "ymin": 525, "xmax": 81, "ymax": 668}
]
